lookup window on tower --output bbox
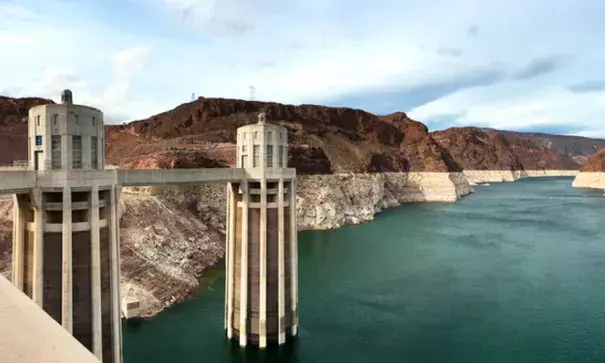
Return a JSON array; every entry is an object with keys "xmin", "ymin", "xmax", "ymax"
[
  {"xmin": 266, "ymin": 145, "xmax": 273, "ymax": 167},
  {"xmin": 72, "ymin": 135, "xmax": 82, "ymax": 169},
  {"xmin": 51, "ymin": 136, "xmax": 62, "ymax": 169},
  {"xmin": 253, "ymin": 145, "xmax": 260, "ymax": 167}
]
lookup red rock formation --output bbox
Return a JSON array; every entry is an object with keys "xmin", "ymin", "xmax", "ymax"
[
  {"xmin": 0, "ymin": 95, "xmax": 590, "ymax": 172},
  {"xmin": 431, "ymin": 127, "xmax": 579, "ymax": 170},
  {"xmin": 107, "ymin": 98, "xmax": 460, "ymax": 173},
  {"xmin": 579, "ymin": 149, "xmax": 605, "ymax": 171},
  {"xmin": 0, "ymin": 96, "xmax": 54, "ymax": 165}
]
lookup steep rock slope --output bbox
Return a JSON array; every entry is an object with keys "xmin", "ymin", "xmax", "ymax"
[
  {"xmin": 484, "ymin": 128, "xmax": 605, "ymax": 158},
  {"xmin": 578, "ymin": 149, "xmax": 605, "ymax": 172},
  {"xmin": 106, "ymin": 98, "xmax": 460, "ymax": 173},
  {"xmin": 572, "ymin": 149, "xmax": 605, "ymax": 189},
  {"xmin": 431, "ymin": 127, "xmax": 580, "ymax": 170}
]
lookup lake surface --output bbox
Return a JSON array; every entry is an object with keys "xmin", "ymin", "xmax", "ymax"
[{"xmin": 124, "ymin": 177, "xmax": 605, "ymax": 363}]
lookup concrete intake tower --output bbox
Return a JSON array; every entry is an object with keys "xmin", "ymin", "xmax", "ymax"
[
  {"xmin": 225, "ymin": 113, "xmax": 299, "ymax": 347},
  {"xmin": 12, "ymin": 90, "xmax": 122, "ymax": 362}
]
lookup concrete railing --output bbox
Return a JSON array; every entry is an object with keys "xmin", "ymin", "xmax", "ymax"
[
  {"xmin": 118, "ymin": 168, "xmax": 247, "ymax": 186},
  {"xmin": 0, "ymin": 167, "xmax": 298, "ymax": 194}
]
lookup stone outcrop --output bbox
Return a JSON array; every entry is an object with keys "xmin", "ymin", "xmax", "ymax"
[
  {"xmin": 572, "ymin": 149, "xmax": 605, "ymax": 190},
  {"xmin": 431, "ymin": 127, "xmax": 580, "ymax": 171},
  {"xmin": 486, "ymin": 128, "xmax": 605, "ymax": 160},
  {"xmin": 105, "ymin": 98, "xmax": 461, "ymax": 173},
  {"xmin": 296, "ymin": 172, "xmax": 471, "ymax": 229}
]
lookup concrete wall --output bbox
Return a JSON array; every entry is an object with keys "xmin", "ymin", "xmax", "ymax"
[{"xmin": 0, "ymin": 276, "xmax": 100, "ymax": 363}]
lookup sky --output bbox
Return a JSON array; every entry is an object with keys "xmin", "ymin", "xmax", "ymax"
[{"xmin": 1, "ymin": 0, "xmax": 605, "ymax": 137}]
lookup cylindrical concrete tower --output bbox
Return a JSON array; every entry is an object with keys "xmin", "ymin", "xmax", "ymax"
[
  {"xmin": 12, "ymin": 90, "xmax": 122, "ymax": 363},
  {"xmin": 225, "ymin": 112, "xmax": 298, "ymax": 347}
]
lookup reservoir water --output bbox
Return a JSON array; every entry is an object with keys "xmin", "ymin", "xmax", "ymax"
[{"xmin": 124, "ymin": 177, "xmax": 605, "ymax": 363}]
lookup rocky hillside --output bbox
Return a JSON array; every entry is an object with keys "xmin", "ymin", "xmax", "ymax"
[
  {"xmin": 0, "ymin": 96, "xmax": 54, "ymax": 165},
  {"xmin": 1, "ymin": 95, "xmax": 602, "ymax": 172},
  {"xmin": 105, "ymin": 98, "xmax": 460, "ymax": 173},
  {"xmin": 579, "ymin": 149, "xmax": 605, "ymax": 172},
  {"xmin": 484, "ymin": 128, "xmax": 605, "ymax": 159},
  {"xmin": 431, "ymin": 127, "xmax": 580, "ymax": 170}
]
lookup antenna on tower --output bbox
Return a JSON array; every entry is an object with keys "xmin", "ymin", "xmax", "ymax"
[
  {"xmin": 191, "ymin": 92, "xmax": 195, "ymax": 101},
  {"xmin": 249, "ymin": 86, "xmax": 255, "ymax": 101}
]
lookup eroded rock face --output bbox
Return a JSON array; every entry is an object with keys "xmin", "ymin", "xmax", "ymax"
[
  {"xmin": 431, "ymin": 127, "xmax": 580, "ymax": 170},
  {"xmin": 572, "ymin": 149, "xmax": 605, "ymax": 189},
  {"xmin": 105, "ymin": 98, "xmax": 460, "ymax": 173},
  {"xmin": 579, "ymin": 149, "xmax": 605, "ymax": 172}
]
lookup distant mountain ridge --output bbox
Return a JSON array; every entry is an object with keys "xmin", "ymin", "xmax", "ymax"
[
  {"xmin": 431, "ymin": 127, "xmax": 580, "ymax": 171},
  {"xmin": 480, "ymin": 127, "xmax": 605, "ymax": 157},
  {"xmin": 0, "ymin": 95, "xmax": 601, "ymax": 172}
]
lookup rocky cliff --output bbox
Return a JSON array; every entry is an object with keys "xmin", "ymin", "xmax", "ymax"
[
  {"xmin": 572, "ymin": 149, "xmax": 605, "ymax": 190},
  {"xmin": 431, "ymin": 127, "xmax": 580, "ymax": 171},
  {"xmin": 484, "ymin": 128, "xmax": 605, "ymax": 159},
  {"xmin": 106, "ymin": 98, "xmax": 460, "ymax": 173}
]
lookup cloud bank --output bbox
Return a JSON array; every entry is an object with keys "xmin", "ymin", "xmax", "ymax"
[{"xmin": 0, "ymin": 0, "xmax": 604, "ymax": 137}]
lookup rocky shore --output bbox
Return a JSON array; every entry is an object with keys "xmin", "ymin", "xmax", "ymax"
[{"xmin": 572, "ymin": 149, "xmax": 605, "ymax": 190}]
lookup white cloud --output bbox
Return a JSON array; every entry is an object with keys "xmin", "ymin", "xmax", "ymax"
[{"xmin": 0, "ymin": 0, "xmax": 604, "ymax": 136}]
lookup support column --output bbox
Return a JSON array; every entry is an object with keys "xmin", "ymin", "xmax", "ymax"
[
  {"xmin": 109, "ymin": 187, "xmax": 122, "ymax": 363},
  {"xmin": 32, "ymin": 188, "xmax": 44, "ymax": 307},
  {"xmin": 226, "ymin": 183, "xmax": 236, "ymax": 339},
  {"xmin": 289, "ymin": 179, "xmax": 298, "ymax": 336},
  {"xmin": 259, "ymin": 177, "xmax": 267, "ymax": 348},
  {"xmin": 62, "ymin": 186, "xmax": 73, "ymax": 332},
  {"xmin": 277, "ymin": 179, "xmax": 285, "ymax": 344},
  {"xmin": 12, "ymin": 194, "xmax": 25, "ymax": 289},
  {"xmin": 224, "ymin": 184, "xmax": 230, "ymax": 332},
  {"xmin": 90, "ymin": 186, "xmax": 103, "ymax": 360},
  {"xmin": 239, "ymin": 181, "xmax": 249, "ymax": 347}
]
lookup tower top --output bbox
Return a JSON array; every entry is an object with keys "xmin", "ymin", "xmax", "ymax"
[
  {"xmin": 258, "ymin": 112, "xmax": 266, "ymax": 124},
  {"xmin": 61, "ymin": 89, "xmax": 73, "ymax": 104}
]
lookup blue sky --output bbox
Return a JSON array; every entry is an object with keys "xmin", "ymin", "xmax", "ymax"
[{"xmin": 1, "ymin": 0, "xmax": 605, "ymax": 137}]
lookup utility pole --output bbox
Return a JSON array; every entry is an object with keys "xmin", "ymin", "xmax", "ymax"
[{"xmin": 249, "ymin": 86, "xmax": 255, "ymax": 101}]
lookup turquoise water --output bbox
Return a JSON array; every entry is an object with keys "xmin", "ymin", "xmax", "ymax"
[{"xmin": 124, "ymin": 177, "xmax": 605, "ymax": 363}]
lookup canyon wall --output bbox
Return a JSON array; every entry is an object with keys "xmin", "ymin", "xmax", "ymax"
[{"xmin": 573, "ymin": 149, "xmax": 605, "ymax": 190}]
